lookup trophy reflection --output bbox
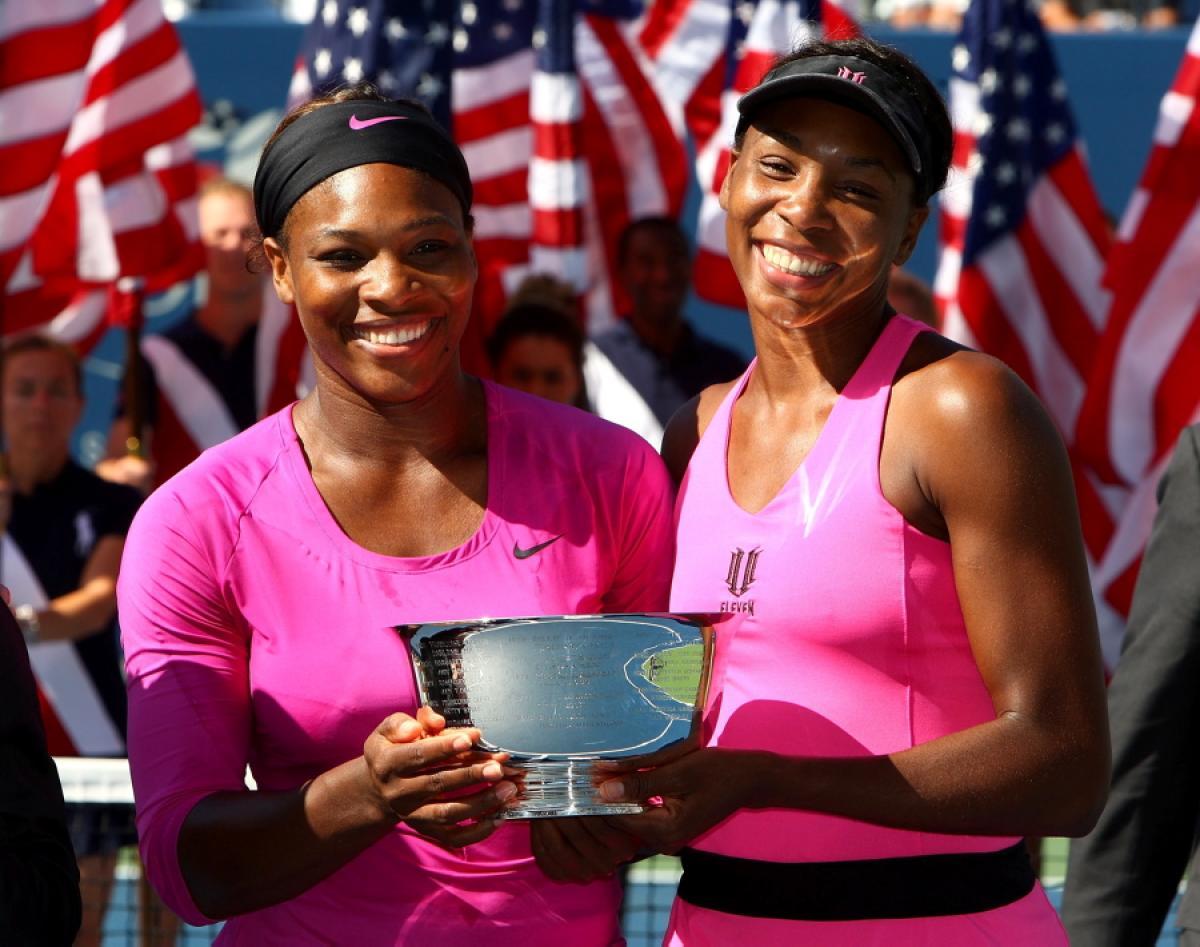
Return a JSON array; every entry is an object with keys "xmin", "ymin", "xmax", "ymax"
[{"xmin": 396, "ymin": 613, "xmax": 718, "ymax": 819}]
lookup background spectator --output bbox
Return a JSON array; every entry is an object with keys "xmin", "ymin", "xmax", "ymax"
[
  {"xmin": 0, "ymin": 594, "xmax": 82, "ymax": 947},
  {"xmin": 874, "ymin": 0, "xmax": 968, "ymax": 30},
  {"xmin": 1061, "ymin": 424, "xmax": 1200, "ymax": 947},
  {"xmin": 585, "ymin": 217, "xmax": 746, "ymax": 449},
  {"xmin": 96, "ymin": 177, "xmax": 266, "ymax": 493},
  {"xmin": 487, "ymin": 302, "xmax": 589, "ymax": 408},
  {"xmin": 1038, "ymin": 0, "xmax": 1178, "ymax": 30},
  {"xmin": 0, "ymin": 335, "xmax": 151, "ymax": 946},
  {"xmin": 504, "ymin": 272, "xmax": 583, "ymax": 326}
]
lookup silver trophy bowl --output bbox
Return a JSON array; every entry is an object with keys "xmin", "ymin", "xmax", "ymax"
[{"xmin": 396, "ymin": 613, "xmax": 718, "ymax": 819}]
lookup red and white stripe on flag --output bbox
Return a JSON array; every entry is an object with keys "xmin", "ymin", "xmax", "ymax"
[
  {"xmin": 638, "ymin": 0, "xmax": 857, "ymax": 311},
  {"xmin": 932, "ymin": 0, "xmax": 1127, "ymax": 664},
  {"xmin": 0, "ymin": 0, "xmax": 203, "ymax": 344},
  {"xmin": 458, "ymin": 16, "xmax": 688, "ymax": 333},
  {"xmin": 1074, "ymin": 21, "xmax": 1200, "ymax": 640},
  {"xmin": 287, "ymin": 3, "xmax": 686, "ymax": 362}
]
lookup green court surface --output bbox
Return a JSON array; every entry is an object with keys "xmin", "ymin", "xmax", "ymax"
[{"xmin": 640, "ymin": 642, "xmax": 705, "ymax": 704}]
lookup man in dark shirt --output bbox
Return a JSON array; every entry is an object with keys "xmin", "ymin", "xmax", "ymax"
[
  {"xmin": 97, "ymin": 176, "xmax": 266, "ymax": 492},
  {"xmin": 0, "ymin": 595, "xmax": 82, "ymax": 946},
  {"xmin": 2, "ymin": 334, "xmax": 143, "ymax": 945},
  {"xmin": 586, "ymin": 217, "xmax": 746, "ymax": 448}
]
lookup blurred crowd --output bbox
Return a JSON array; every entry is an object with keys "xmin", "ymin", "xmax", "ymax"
[
  {"xmin": 873, "ymin": 0, "xmax": 1182, "ymax": 31},
  {"xmin": 171, "ymin": 0, "xmax": 1192, "ymax": 47}
]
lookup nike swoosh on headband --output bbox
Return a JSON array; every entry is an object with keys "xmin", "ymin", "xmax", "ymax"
[
  {"xmin": 512, "ymin": 536, "xmax": 562, "ymax": 560},
  {"xmin": 348, "ymin": 114, "xmax": 409, "ymax": 130}
]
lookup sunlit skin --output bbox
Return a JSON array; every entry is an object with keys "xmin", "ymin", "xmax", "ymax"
[
  {"xmin": 710, "ymin": 98, "xmax": 929, "ymax": 513},
  {"xmin": 720, "ymin": 98, "xmax": 926, "ymax": 347},
  {"xmin": 264, "ymin": 163, "xmax": 478, "ymax": 412},
  {"xmin": 494, "ymin": 334, "xmax": 582, "ymax": 405}
]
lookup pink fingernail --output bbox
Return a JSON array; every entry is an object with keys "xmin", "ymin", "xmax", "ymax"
[
  {"xmin": 452, "ymin": 734, "xmax": 471, "ymax": 751},
  {"xmin": 496, "ymin": 781, "xmax": 518, "ymax": 801},
  {"xmin": 599, "ymin": 780, "xmax": 625, "ymax": 802}
]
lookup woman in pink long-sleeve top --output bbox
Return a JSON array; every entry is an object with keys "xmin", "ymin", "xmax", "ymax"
[{"xmin": 118, "ymin": 86, "xmax": 674, "ymax": 945}]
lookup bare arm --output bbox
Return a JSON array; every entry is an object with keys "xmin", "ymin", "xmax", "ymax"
[
  {"xmin": 33, "ymin": 536, "xmax": 123, "ymax": 643},
  {"xmin": 94, "ymin": 418, "xmax": 156, "ymax": 495},
  {"xmin": 179, "ymin": 709, "xmax": 515, "ymax": 919},
  {"xmin": 605, "ymin": 354, "xmax": 1109, "ymax": 848}
]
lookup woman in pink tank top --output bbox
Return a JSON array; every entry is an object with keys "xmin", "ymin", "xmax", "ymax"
[{"xmin": 598, "ymin": 37, "xmax": 1110, "ymax": 945}]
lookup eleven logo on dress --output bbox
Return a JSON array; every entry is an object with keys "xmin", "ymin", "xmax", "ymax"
[{"xmin": 721, "ymin": 547, "xmax": 761, "ymax": 615}]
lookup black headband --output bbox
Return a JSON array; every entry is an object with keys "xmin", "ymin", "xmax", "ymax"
[
  {"xmin": 736, "ymin": 55, "xmax": 933, "ymax": 201},
  {"xmin": 253, "ymin": 99, "xmax": 473, "ymax": 239}
]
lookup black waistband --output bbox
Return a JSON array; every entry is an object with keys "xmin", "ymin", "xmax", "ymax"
[{"xmin": 677, "ymin": 841, "xmax": 1036, "ymax": 921}]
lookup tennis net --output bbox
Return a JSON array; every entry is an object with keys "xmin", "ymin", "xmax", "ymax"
[
  {"xmin": 54, "ymin": 756, "xmax": 679, "ymax": 946},
  {"xmin": 57, "ymin": 757, "xmax": 1091, "ymax": 946}
]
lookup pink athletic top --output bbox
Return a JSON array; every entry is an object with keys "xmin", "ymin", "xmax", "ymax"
[
  {"xmin": 119, "ymin": 382, "xmax": 674, "ymax": 946},
  {"xmin": 667, "ymin": 316, "xmax": 1066, "ymax": 945}
]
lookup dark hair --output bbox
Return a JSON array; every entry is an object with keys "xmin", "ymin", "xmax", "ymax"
[
  {"xmin": 617, "ymin": 216, "xmax": 690, "ymax": 266},
  {"xmin": 3, "ymin": 334, "xmax": 83, "ymax": 396},
  {"xmin": 486, "ymin": 303, "xmax": 585, "ymax": 372},
  {"xmin": 252, "ymin": 83, "xmax": 474, "ymax": 257},
  {"xmin": 262, "ymin": 82, "xmax": 393, "ymax": 153},
  {"xmin": 734, "ymin": 37, "xmax": 953, "ymax": 206}
]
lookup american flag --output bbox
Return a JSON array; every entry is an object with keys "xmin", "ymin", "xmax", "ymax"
[
  {"xmin": 1073, "ymin": 20, "xmax": 1200, "ymax": 652},
  {"xmin": 288, "ymin": 0, "xmax": 688, "ymax": 346},
  {"xmin": 931, "ymin": 0, "xmax": 1126, "ymax": 662},
  {"xmin": 637, "ymin": 0, "xmax": 858, "ymax": 309},
  {"xmin": 0, "ymin": 0, "xmax": 204, "ymax": 348}
]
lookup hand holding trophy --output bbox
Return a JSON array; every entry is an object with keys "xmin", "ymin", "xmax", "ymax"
[{"xmin": 396, "ymin": 613, "xmax": 719, "ymax": 819}]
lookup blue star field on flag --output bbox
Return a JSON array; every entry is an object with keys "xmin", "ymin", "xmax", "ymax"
[{"xmin": 952, "ymin": 0, "xmax": 1080, "ymax": 262}]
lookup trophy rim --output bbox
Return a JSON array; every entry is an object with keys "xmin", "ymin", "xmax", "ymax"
[
  {"xmin": 394, "ymin": 610, "xmax": 728, "ymax": 636},
  {"xmin": 394, "ymin": 612, "xmax": 720, "ymax": 809}
]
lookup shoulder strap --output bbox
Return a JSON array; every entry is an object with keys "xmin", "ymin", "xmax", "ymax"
[{"xmin": 842, "ymin": 315, "xmax": 928, "ymax": 402}]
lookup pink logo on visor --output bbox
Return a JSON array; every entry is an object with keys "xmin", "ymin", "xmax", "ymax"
[{"xmin": 348, "ymin": 114, "xmax": 408, "ymax": 130}]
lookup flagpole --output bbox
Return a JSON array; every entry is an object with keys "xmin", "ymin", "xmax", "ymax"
[
  {"xmin": 0, "ymin": 303, "xmax": 7, "ymax": 483},
  {"xmin": 117, "ymin": 277, "xmax": 148, "ymax": 462}
]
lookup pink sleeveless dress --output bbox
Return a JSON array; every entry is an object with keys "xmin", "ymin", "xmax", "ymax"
[{"xmin": 667, "ymin": 316, "xmax": 1067, "ymax": 945}]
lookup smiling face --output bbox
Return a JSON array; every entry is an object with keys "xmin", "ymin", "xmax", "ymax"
[
  {"xmin": 720, "ymin": 97, "xmax": 927, "ymax": 334},
  {"xmin": 263, "ymin": 162, "xmax": 476, "ymax": 405}
]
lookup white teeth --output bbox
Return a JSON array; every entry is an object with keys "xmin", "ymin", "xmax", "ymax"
[
  {"xmin": 761, "ymin": 244, "xmax": 835, "ymax": 276},
  {"xmin": 352, "ymin": 321, "xmax": 432, "ymax": 345}
]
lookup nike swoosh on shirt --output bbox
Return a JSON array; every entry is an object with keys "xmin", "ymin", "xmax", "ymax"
[
  {"xmin": 512, "ymin": 536, "xmax": 562, "ymax": 560},
  {"xmin": 348, "ymin": 114, "xmax": 408, "ymax": 130}
]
